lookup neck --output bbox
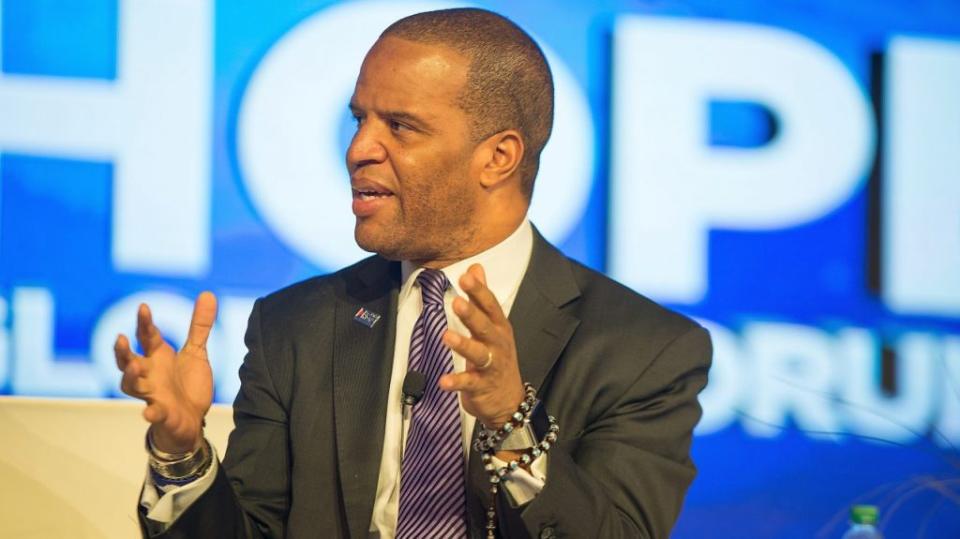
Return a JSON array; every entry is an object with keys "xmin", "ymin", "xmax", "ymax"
[{"xmin": 414, "ymin": 215, "xmax": 525, "ymax": 269}]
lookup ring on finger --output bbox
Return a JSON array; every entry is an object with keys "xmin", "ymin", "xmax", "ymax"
[{"xmin": 478, "ymin": 350, "xmax": 493, "ymax": 370}]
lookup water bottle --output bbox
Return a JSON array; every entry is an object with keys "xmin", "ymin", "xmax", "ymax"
[{"xmin": 841, "ymin": 505, "xmax": 882, "ymax": 539}]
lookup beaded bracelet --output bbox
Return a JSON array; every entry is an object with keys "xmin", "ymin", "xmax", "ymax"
[
  {"xmin": 477, "ymin": 383, "xmax": 559, "ymax": 539},
  {"xmin": 474, "ymin": 383, "xmax": 537, "ymax": 453}
]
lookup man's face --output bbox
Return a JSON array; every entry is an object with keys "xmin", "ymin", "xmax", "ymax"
[{"xmin": 347, "ymin": 36, "xmax": 480, "ymax": 263}]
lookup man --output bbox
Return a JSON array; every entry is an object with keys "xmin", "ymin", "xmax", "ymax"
[{"xmin": 116, "ymin": 8, "xmax": 711, "ymax": 539}]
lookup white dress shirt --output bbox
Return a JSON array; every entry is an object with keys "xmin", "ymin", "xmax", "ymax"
[{"xmin": 140, "ymin": 219, "xmax": 547, "ymax": 535}]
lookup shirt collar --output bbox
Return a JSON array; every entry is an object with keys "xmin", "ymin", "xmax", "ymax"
[{"xmin": 400, "ymin": 219, "xmax": 534, "ymax": 305}]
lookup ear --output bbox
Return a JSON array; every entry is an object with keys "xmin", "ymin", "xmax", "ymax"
[{"xmin": 475, "ymin": 129, "xmax": 524, "ymax": 189}]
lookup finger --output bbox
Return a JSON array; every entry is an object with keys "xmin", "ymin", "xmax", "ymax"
[
  {"xmin": 468, "ymin": 263, "xmax": 487, "ymax": 287},
  {"xmin": 136, "ymin": 304, "xmax": 166, "ymax": 356},
  {"xmin": 120, "ymin": 360, "xmax": 150, "ymax": 398},
  {"xmin": 452, "ymin": 296, "xmax": 497, "ymax": 344},
  {"xmin": 143, "ymin": 402, "xmax": 168, "ymax": 424},
  {"xmin": 114, "ymin": 334, "xmax": 137, "ymax": 371},
  {"xmin": 185, "ymin": 291, "xmax": 218, "ymax": 351},
  {"xmin": 439, "ymin": 371, "xmax": 479, "ymax": 393},
  {"xmin": 459, "ymin": 265, "xmax": 507, "ymax": 326},
  {"xmin": 443, "ymin": 330, "xmax": 495, "ymax": 371}
]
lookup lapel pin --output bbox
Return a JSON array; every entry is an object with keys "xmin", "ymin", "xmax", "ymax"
[{"xmin": 353, "ymin": 307, "xmax": 381, "ymax": 328}]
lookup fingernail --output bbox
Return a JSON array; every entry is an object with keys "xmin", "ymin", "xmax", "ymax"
[{"xmin": 446, "ymin": 332, "xmax": 461, "ymax": 346}]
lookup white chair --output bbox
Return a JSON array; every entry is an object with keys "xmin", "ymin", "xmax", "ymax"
[{"xmin": 0, "ymin": 397, "xmax": 233, "ymax": 538}]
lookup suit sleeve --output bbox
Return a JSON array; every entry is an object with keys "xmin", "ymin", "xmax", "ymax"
[
  {"xmin": 503, "ymin": 324, "xmax": 712, "ymax": 539},
  {"xmin": 138, "ymin": 298, "xmax": 291, "ymax": 539}
]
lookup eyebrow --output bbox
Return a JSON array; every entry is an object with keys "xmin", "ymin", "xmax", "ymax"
[{"xmin": 348, "ymin": 103, "xmax": 433, "ymax": 133}]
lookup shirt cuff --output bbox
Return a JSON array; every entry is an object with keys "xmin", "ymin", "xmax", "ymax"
[
  {"xmin": 492, "ymin": 452, "xmax": 548, "ymax": 507},
  {"xmin": 140, "ymin": 443, "xmax": 220, "ymax": 527}
]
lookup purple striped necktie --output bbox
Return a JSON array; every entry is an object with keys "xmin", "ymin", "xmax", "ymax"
[{"xmin": 396, "ymin": 269, "xmax": 467, "ymax": 539}]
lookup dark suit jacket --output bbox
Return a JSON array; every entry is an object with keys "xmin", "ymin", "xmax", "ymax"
[{"xmin": 141, "ymin": 230, "xmax": 711, "ymax": 538}]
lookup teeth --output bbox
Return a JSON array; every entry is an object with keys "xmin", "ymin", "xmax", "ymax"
[{"xmin": 357, "ymin": 191, "xmax": 390, "ymax": 201}]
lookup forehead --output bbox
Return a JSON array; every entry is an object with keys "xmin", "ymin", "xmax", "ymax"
[{"xmin": 352, "ymin": 36, "xmax": 469, "ymax": 114}]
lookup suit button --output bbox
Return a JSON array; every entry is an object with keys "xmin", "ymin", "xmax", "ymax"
[{"xmin": 539, "ymin": 526, "xmax": 556, "ymax": 539}]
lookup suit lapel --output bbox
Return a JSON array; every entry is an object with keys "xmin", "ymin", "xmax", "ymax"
[
  {"xmin": 332, "ymin": 257, "xmax": 400, "ymax": 539},
  {"xmin": 510, "ymin": 228, "xmax": 581, "ymax": 392}
]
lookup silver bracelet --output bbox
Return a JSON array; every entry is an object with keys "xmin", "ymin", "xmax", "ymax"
[
  {"xmin": 498, "ymin": 421, "xmax": 537, "ymax": 451},
  {"xmin": 146, "ymin": 431, "xmax": 212, "ymax": 480}
]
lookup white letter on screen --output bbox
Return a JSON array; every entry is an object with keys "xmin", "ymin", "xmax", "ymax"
[
  {"xmin": 12, "ymin": 288, "xmax": 104, "ymax": 397},
  {"xmin": 837, "ymin": 329, "xmax": 934, "ymax": 443},
  {"xmin": 743, "ymin": 322, "xmax": 841, "ymax": 439},
  {"xmin": 0, "ymin": 0, "xmax": 212, "ymax": 276},
  {"xmin": 216, "ymin": 296, "xmax": 257, "ymax": 404},
  {"xmin": 609, "ymin": 17, "xmax": 873, "ymax": 303},
  {"xmin": 883, "ymin": 37, "xmax": 960, "ymax": 317},
  {"xmin": 937, "ymin": 336, "xmax": 960, "ymax": 447}
]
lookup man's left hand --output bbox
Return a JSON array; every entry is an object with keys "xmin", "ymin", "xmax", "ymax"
[{"xmin": 439, "ymin": 263, "xmax": 525, "ymax": 428}]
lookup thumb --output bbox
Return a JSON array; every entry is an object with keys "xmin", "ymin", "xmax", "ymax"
[{"xmin": 185, "ymin": 291, "xmax": 218, "ymax": 351}]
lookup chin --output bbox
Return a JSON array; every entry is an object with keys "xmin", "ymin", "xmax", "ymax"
[{"xmin": 355, "ymin": 225, "xmax": 400, "ymax": 259}]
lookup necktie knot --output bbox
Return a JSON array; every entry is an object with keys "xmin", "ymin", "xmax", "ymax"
[{"xmin": 416, "ymin": 269, "xmax": 448, "ymax": 309}]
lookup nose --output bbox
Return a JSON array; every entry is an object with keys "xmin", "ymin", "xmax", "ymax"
[{"xmin": 346, "ymin": 120, "xmax": 387, "ymax": 171}]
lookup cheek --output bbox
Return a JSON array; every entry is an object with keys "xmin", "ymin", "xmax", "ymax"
[{"xmin": 393, "ymin": 141, "xmax": 478, "ymax": 203}]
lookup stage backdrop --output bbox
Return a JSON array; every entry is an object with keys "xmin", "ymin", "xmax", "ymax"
[{"xmin": 2, "ymin": 0, "xmax": 959, "ymax": 536}]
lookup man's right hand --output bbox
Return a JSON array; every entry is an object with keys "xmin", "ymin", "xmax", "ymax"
[{"xmin": 115, "ymin": 291, "xmax": 218, "ymax": 454}]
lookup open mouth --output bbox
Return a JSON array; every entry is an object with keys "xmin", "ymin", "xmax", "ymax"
[{"xmin": 353, "ymin": 189, "xmax": 394, "ymax": 201}]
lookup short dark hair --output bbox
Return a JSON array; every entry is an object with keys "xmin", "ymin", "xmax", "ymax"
[{"xmin": 381, "ymin": 8, "xmax": 554, "ymax": 199}]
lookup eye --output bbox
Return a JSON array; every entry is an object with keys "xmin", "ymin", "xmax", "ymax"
[
  {"xmin": 388, "ymin": 119, "xmax": 409, "ymax": 133},
  {"xmin": 351, "ymin": 113, "xmax": 364, "ymax": 127}
]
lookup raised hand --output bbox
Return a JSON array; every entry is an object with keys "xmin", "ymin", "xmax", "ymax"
[
  {"xmin": 115, "ymin": 291, "xmax": 218, "ymax": 454},
  {"xmin": 439, "ymin": 264, "xmax": 525, "ymax": 428}
]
